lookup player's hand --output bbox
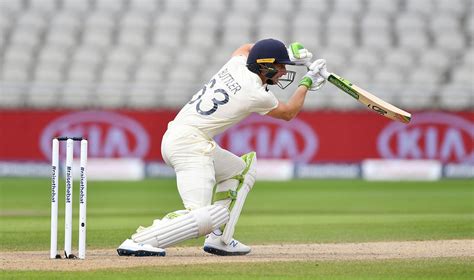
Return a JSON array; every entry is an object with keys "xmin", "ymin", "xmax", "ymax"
[
  {"xmin": 287, "ymin": 42, "xmax": 313, "ymax": 65},
  {"xmin": 310, "ymin": 59, "xmax": 329, "ymax": 79},
  {"xmin": 299, "ymin": 59, "xmax": 327, "ymax": 91}
]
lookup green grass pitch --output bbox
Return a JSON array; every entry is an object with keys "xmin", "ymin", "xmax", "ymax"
[{"xmin": 1, "ymin": 178, "xmax": 473, "ymax": 279}]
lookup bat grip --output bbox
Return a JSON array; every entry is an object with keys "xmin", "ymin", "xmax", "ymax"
[{"xmin": 305, "ymin": 61, "xmax": 330, "ymax": 80}]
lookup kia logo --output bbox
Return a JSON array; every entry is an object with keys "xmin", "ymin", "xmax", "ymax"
[
  {"xmin": 216, "ymin": 115, "xmax": 318, "ymax": 163},
  {"xmin": 378, "ymin": 112, "xmax": 473, "ymax": 163},
  {"xmin": 40, "ymin": 111, "xmax": 150, "ymax": 159}
]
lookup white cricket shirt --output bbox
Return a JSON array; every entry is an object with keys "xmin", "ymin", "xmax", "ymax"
[{"xmin": 171, "ymin": 56, "xmax": 279, "ymax": 138}]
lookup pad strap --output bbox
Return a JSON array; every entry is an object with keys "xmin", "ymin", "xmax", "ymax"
[{"xmin": 213, "ymin": 189, "xmax": 238, "ymax": 202}]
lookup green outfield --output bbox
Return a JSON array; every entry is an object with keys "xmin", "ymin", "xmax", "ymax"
[{"xmin": 1, "ymin": 178, "xmax": 473, "ymax": 279}]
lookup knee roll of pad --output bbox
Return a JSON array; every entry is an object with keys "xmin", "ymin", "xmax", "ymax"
[
  {"xmin": 242, "ymin": 153, "xmax": 257, "ymax": 189},
  {"xmin": 132, "ymin": 205, "xmax": 229, "ymax": 248}
]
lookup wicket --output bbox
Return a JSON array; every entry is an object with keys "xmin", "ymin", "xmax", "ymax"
[{"xmin": 50, "ymin": 137, "xmax": 88, "ymax": 259}]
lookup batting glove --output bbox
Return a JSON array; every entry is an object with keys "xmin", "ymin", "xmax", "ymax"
[
  {"xmin": 299, "ymin": 59, "xmax": 327, "ymax": 91},
  {"xmin": 287, "ymin": 42, "xmax": 313, "ymax": 65}
]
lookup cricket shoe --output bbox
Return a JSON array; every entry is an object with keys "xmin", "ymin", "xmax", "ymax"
[
  {"xmin": 117, "ymin": 239, "xmax": 166, "ymax": 257},
  {"xmin": 203, "ymin": 230, "xmax": 251, "ymax": 256}
]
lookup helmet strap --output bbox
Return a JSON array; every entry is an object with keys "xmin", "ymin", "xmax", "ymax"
[{"xmin": 260, "ymin": 63, "xmax": 278, "ymax": 79}]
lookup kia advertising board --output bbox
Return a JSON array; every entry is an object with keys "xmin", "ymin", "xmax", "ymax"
[
  {"xmin": 0, "ymin": 110, "xmax": 174, "ymax": 161},
  {"xmin": 216, "ymin": 116, "xmax": 318, "ymax": 163},
  {"xmin": 40, "ymin": 111, "xmax": 151, "ymax": 159},
  {"xmin": 377, "ymin": 112, "xmax": 473, "ymax": 163},
  {"xmin": 0, "ymin": 110, "xmax": 472, "ymax": 164}
]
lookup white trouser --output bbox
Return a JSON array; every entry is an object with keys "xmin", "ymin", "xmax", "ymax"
[{"xmin": 161, "ymin": 123, "xmax": 246, "ymax": 210}]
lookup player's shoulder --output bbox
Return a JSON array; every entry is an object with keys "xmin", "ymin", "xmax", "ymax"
[
  {"xmin": 219, "ymin": 55, "xmax": 266, "ymax": 94},
  {"xmin": 227, "ymin": 55, "xmax": 247, "ymax": 66},
  {"xmin": 222, "ymin": 55, "xmax": 250, "ymax": 79}
]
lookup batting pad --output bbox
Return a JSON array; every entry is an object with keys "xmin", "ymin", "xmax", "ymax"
[
  {"xmin": 218, "ymin": 152, "xmax": 257, "ymax": 245},
  {"xmin": 131, "ymin": 205, "xmax": 229, "ymax": 248}
]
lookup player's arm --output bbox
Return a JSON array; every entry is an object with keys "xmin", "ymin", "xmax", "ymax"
[
  {"xmin": 266, "ymin": 86, "xmax": 309, "ymax": 121},
  {"xmin": 232, "ymin": 44, "xmax": 253, "ymax": 57},
  {"xmin": 267, "ymin": 59, "xmax": 328, "ymax": 121}
]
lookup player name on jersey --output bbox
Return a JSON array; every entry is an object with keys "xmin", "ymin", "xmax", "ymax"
[{"xmin": 218, "ymin": 68, "xmax": 242, "ymax": 95}]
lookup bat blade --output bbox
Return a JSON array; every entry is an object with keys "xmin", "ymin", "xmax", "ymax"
[{"xmin": 327, "ymin": 73, "xmax": 412, "ymax": 124}]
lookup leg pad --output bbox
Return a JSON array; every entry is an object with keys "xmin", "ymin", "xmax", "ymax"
[
  {"xmin": 213, "ymin": 152, "xmax": 257, "ymax": 244},
  {"xmin": 132, "ymin": 205, "xmax": 229, "ymax": 248}
]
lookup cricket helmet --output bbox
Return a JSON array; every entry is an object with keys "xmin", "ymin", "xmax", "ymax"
[{"xmin": 247, "ymin": 38, "xmax": 296, "ymax": 89}]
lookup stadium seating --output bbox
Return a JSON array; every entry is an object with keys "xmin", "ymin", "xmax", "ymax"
[{"xmin": 0, "ymin": 0, "xmax": 472, "ymax": 110}]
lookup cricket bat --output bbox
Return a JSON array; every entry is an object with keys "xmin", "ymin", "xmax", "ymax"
[
  {"xmin": 305, "ymin": 61, "xmax": 412, "ymax": 124},
  {"xmin": 323, "ymin": 72, "xmax": 412, "ymax": 123}
]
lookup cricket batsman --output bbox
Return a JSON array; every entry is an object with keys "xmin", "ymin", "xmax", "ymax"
[{"xmin": 117, "ymin": 38, "xmax": 327, "ymax": 256}]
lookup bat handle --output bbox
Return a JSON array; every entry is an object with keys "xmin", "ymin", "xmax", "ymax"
[{"xmin": 305, "ymin": 61, "xmax": 330, "ymax": 80}]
